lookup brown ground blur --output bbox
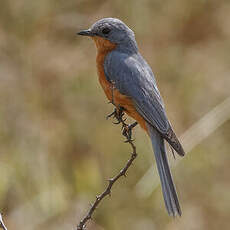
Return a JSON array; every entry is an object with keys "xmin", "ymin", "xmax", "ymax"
[{"xmin": 0, "ymin": 1, "xmax": 230, "ymax": 229}]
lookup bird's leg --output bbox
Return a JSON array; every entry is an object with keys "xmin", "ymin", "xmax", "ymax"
[
  {"xmin": 109, "ymin": 80, "xmax": 116, "ymax": 106},
  {"xmin": 113, "ymin": 106, "xmax": 125, "ymax": 124},
  {"xmin": 106, "ymin": 80, "xmax": 126, "ymax": 124},
  {"xmin": 122, "ymin": 121, "xmax": 138, "ymax": 142},
  {"xmin": 106, "ymin": 106, "xmax": 125, "ymax": 124},
  {"xmin": 107, "ymin": 105, "xmax": 138, "ymax": 141}
]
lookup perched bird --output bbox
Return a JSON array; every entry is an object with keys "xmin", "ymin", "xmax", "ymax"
[{"xmin": 78, "ymin": 18, "xmax": 185, "ymax": 216}]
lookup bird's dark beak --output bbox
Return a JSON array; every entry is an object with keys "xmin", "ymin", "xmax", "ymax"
[{"xmin": 77, "ymin": 29, "xmax": 94, "ymax": 36}]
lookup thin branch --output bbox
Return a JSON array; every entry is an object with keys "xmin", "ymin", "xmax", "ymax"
[
  {"xmin": 0, "ymin": 213, "xmax": 8, "ymax": 230},
  {"xmin": 76, "ymin": 108, "xmax": 138, "ymax": 230}
]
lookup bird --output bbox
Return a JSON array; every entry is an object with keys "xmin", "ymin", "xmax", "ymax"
[{"xmin": 77, "ymin": 18, "xmax": 185, "ymax": 217}]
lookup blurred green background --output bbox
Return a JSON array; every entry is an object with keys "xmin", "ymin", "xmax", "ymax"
[{"xmin": 0, "ymin": 0, "xmax": 230, "ymax": 229}]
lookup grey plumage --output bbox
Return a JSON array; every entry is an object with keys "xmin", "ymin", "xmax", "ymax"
[
  {"xmin": 147, "ymin": 123, "xmax": 181, "ymax": 216},
  {"xmin": 90, "ymin": 18, "xmax": 138, "ymax": 53},
  {"xmin": 79, "ymin": 17, "xmax": 185, "ymax": 216},
  {"xmin": 104, "ymin": 51, "xmax": 170, "ymax": 134},
  {"xmin": 104, "ymin": 49, "xmax": 184, "ymax": 216}
]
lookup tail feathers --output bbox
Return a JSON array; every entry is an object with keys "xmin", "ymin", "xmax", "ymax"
[
  {"xmin": 164, "ymin": 128, "xmax": 185, "ymax": 157},
  {"xmin": 147, "ymin": 124, "xmax": 182, "ymax": 216}
]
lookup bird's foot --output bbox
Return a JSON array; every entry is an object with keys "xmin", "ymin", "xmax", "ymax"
[
  {"xmin": 106, "ymin": 106, "xmax": 125, "ymax": 124},
  {"xmin": 107, "ymin": 106, "xmax": 138, "ymax": 142},
  {"xmin": 122, "ymin": 122, "xmax": 138, "ymax": 142}
]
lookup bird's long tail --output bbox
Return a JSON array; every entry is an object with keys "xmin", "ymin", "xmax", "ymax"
[{"xmin": 147, "ymin": 123, "xmax": 181, "ymax": 216}]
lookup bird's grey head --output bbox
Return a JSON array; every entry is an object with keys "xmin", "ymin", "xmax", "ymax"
[{"xmin": 78, "ymin": 18, "xmax": 138, "ymax": 53}]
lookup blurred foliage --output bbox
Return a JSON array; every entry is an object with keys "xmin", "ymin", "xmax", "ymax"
[{"xmin": 0, "ymin": 0, "xmax": 230, "ymax": 229}]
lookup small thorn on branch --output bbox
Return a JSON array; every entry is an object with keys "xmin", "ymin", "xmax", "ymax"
[
  {"xmin": 108, "ymin": 178, "xmax": 113, "ymax": 183},
  {"xmin": 76, "ymin": 106, "xmax": 138, "ymax": 230},
  {"xmin": 108, "ymin": 191, "xmax": 112, "ymax": 197}
]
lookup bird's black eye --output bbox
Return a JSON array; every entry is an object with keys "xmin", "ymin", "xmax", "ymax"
[{"xmin": 102, "ymin": 27, "xmax": 111, "ymax": 35}]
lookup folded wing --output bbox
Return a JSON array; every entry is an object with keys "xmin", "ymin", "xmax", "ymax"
[
  {"xmin": 104, "ymin": 51, "xmax": 169, "ymax": 134},
  {"xmin": 104, "ymin": 51, "xmax": 185, "ymax": 156}
]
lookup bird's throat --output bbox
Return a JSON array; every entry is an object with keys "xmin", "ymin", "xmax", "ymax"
[{"xmin": 92, "ymin": 36, "xmax": 117, "ymax": 53}]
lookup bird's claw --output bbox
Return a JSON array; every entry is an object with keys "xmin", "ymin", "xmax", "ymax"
[
  {"xmin": 122, "ymin": 122, "xmax": 138, "ymax": 142},
  {"xmin": 106, "ymin": 107, "xmax": 125, "ymax": 124},
  {"xmin": 107, "ymin": 107, "xmax": 138, "ymax": 142},
  {"xmin": 106, "ymin": 110, "xmax": 116, "ymax": 120}
]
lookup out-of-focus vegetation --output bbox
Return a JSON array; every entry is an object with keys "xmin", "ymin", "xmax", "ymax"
[{"xmin": 0, "ymin": 0, "xmax": 230, "ymax": 229}]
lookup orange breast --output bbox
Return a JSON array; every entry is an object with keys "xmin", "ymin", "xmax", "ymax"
[{"xmin": 92, "ymin": 36, "xmax": 147, "ymax": 131}]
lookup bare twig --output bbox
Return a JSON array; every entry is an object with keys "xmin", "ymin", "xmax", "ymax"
[
  {"xmin": 0, "ymin": 213, "xmax": 8, "ymax": 230},
  {"xmin": 77, "ymin": 107, "xmax": 138, "ymax": 230}
]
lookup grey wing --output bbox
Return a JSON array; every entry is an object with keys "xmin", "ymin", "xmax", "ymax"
[{"xmin": 104, "ymin": 51, "xmax": 170, "ymax": 135}]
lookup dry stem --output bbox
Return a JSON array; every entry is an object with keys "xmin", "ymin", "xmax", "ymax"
[{"xmin": 77, "ymin": 108, "xmax": 138, "ymax": 230}]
